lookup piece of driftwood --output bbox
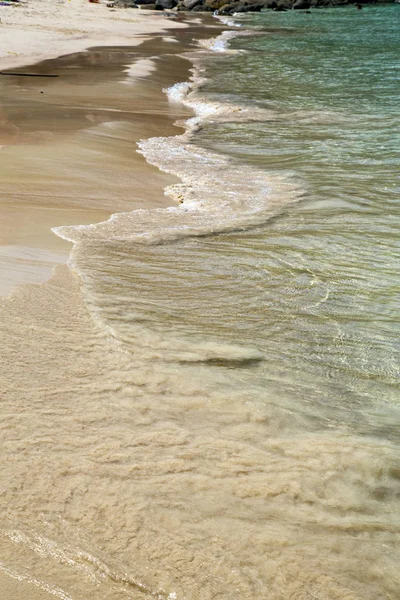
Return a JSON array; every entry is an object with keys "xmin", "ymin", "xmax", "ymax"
[{"xmin": 0, "ymin": 72, "xmax": 59, "ymax": 77}]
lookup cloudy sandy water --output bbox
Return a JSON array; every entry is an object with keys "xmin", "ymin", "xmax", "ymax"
[
  {"xmin": 49, "ymin": 24, "xmax": 399, "ymax": 600},
  {"xmin": 1, "ymin": 17, "xmax": 399, "ymax": 600},
  {"xmin": 0, "ymin": 22, "xmax": 236, "ymax": 600},
  {"xmin": 3, "ymin": 263, "xmax": 399, "ymax": 600}
]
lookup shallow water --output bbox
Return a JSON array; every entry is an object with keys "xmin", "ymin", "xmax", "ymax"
[{"xmin": 0, "ymin": 10, "xmax": 399, "ymax": 600}]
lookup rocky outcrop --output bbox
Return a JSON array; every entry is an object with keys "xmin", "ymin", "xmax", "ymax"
[
  {"xmin": 292, "ymin": 0, "xmax": 311, "ymax": 7},
  {"xmin": 115, "ymin": 0, "xmax": 395, "ymax": 11},
  {"xmin": 219, "ymin": 1, "xmax": 265, "ymax": 13},
  {"xmin": 205, "ymin": 0, "xmax": 226, "ymax": 9},
  {"xmin": 176, "ymin": 0, "xmax": 212, "ymax": 9},
  {"xmin": 111, "ymin": 0, "xmax": 138, "ymax": 6},
  {"xmin": 155, "ymin": 0, "xmax": 178, "ymax": 8},
  {"xmin": 183, "ymin": 0, "xmax": 204, "ymax": 8},
  {"xmin": 191, "ymin": 3, "xmax": 213, "ymax": 10}
]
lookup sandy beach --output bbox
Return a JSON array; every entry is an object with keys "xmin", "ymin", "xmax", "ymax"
[
  {"xmin": 0, "ymin": 3, "xmax": 214, "ymax": 598},
  {"xmin": 1, "ymin": 2, "xmax": 399, "ymax": 599},
  {"xmin": 0, "ymin": 0, "xmax": 186, "ymax": 70},
  {"xmin": 0, "ymin": 0, "xmax": 193, "ymax": 295}
]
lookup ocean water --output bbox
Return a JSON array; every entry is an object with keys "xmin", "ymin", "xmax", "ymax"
[
  {"xmin": 1, "ymin": 7, "xmax": 399, "ymax": 600},
  {"xmin": 189, "ymin": 4, "xmax": 400, "ymax": 413}
]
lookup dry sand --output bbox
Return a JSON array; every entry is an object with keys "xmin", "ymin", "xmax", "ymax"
[{"xmin": 0, "ymin": 0, "xmax": 185, "ymax": 70}]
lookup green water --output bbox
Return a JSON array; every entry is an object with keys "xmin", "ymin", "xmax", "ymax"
[{"xmin": 189, "ymin": 5, "xmax": 400, "ymax": 417}]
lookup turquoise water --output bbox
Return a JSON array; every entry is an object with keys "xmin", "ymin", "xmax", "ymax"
[{"xmin": 190, "ymin": 5, "xmax": 400, "ymax": 417}]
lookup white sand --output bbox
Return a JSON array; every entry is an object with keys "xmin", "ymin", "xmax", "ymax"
[{"xmin": 0, "ymin": 0, "xmax": 184, "ymax": 71}]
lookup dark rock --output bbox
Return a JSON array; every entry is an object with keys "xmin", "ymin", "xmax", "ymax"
[
  {"xmin": 218, "ymin": 0, "xmax": 266, "ymax": 13},
  {"xmin": 179, "ymin": 0, "xmax": 397, "ymax": 13},
  {"xmin": 135, "ymin": 0, "xmax": 157, "ymax": 4},
  {"xmin": 218, "ymin": 1, "xmax": 240, "ymax": 13},
  {"xmin": 292, "ymin": 0, "xmax": 310, "ymax": 7},
  {"xmin": 246, "ymin": 2, "xmax": 265, "ymax": 10},
  {"xmin": 192, "ymin": 3, "xmax": 213, "ymax": 8},
  {"xmin": 182, "ymin": 0, "xmax": 397, "ymax": 10},
  {"xmin": 113, "ymin": 0, "xmax": 139, "ymax": 5},
  {"xmin": 156, "ymin": 0, "xmax": 177, "ymax": 7},
  {"xmin": 177, "ymin": 1, "xmax": 193, "ymax": 8},
  {"xmin": 139, "ymin": 3, "xmax": 159, "ymax": 7},
  {"xmin": 250, "ymin": 0, "xmax": 271, "ymax": 7},
  {"xmin": 112, "ymin": 0, "xmax": 137, "ymax": 6},
  {"xmin": 184, "ymin": 0, "xmax": 203, "ymax": 7},
  {"xmin": 205, "ymin": 0, "xmax": 227, "ymax": 8}
]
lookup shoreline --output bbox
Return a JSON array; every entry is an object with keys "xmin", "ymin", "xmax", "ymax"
[
  {"xmin": 0, "ymin": 0, "xmax": 187, "ymax": 71},
  {"xmin": 0, "ymin": 0, "xmax": 186, "ymax": 295},
  {"xmin": 0, "ymin": 8, "xmax": 225, "ymax": 600},
  {"xmin": 0, "ymin": 3, "xmax": 222, "ymax": 295},
  {"xmin": 1, "ymin": 5, "xmax": 398, "ymax": 599}
]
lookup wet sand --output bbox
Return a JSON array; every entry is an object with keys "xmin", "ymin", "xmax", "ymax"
[
  {"xmin": 0, "ymin": 572, "xmax": 57, "ymax": 600},
  {"xmin": 0, "ymin": 0, "xmax": 204, "ymax": 296},
  {"xmin": 0, "ymin": 0, "xmax": 186, "ymax": 70},
  {"xmin": 0, "ymin": 26, "xmax": 218, "ymax": 294}
]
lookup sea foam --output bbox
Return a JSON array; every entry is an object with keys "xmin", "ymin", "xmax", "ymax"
[{"xmin": 54, "ymin": 26, "xmax": 299, "ymax": 249}]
